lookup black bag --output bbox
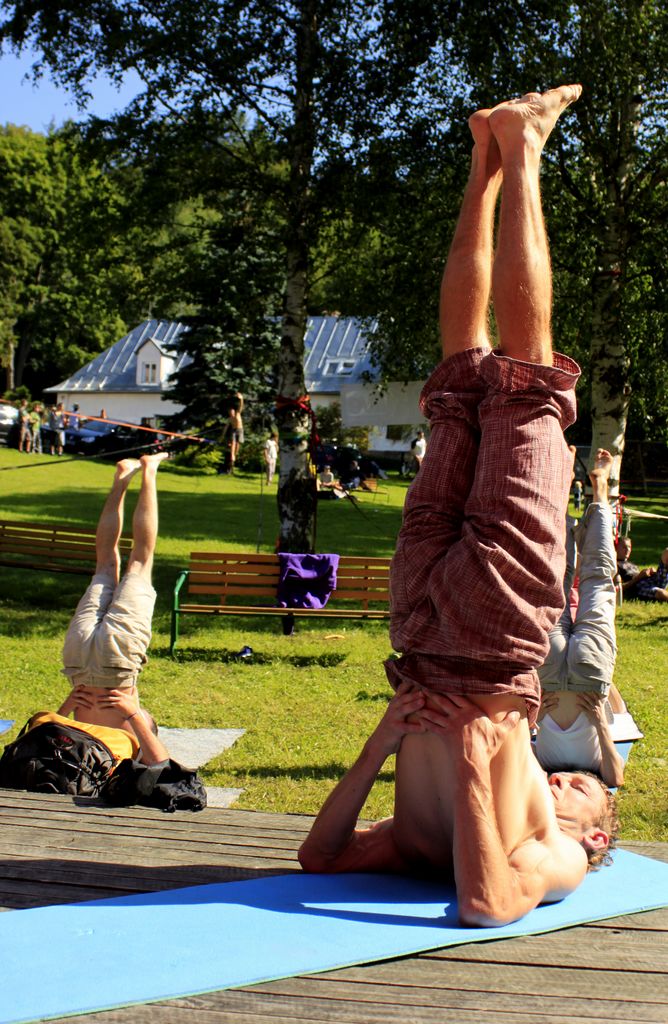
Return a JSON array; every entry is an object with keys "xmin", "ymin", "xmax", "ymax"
[
  {"xmin": 0, "ymin": 720, "xmax": 117, "ymax": 797},
  {"xmin": 101, "ymin": 757, "xmax": 207, "ymax": 813}
]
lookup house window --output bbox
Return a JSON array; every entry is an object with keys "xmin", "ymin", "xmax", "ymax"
[
  {"xmin": 325, "ymin": 359, "xmax": 356, "ymax": 375},
  {"xmin": 142, "ymin": 363, "xmax": 158, "ymax": 384},
  {"xmin": 387, "ymin": 425, "xmax": 409, "ymax": 442}
]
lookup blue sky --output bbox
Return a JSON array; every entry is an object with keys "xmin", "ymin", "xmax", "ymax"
[{"xmin": 0, "ymin": 47, "xmax": 141, "ymax": 132}]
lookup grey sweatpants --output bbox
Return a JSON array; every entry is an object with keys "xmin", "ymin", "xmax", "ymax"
[{"xmin": 538, "ymin": 502, "xmax": 617, "ymax": 696}]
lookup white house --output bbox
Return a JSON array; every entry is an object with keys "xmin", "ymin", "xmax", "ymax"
[
  {"xmin": 46, "ymin": 315, "xmax": 426, "ymax": 452},
  {"xmin": 45, "ymin": 320, "xmax": 192, "ymax": 425}
]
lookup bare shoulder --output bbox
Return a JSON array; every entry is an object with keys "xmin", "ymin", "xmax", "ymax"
[{"xmin": 510, "ymin": 830, "xmax": 588, "ymax": 904}]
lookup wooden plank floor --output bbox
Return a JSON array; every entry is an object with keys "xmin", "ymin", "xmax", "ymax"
[{"xmin": 1, "ymin": 788, "xmax": 666, "ymax": 1024}]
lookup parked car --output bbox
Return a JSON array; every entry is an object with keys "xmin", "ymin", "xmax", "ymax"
[
  {"xmin": 64, "ymin": 419, "xmax": 145, "ymax": 458},
  {"xmin": 0, "ymin": 403, "xmax": 19, "ymax": 447}
]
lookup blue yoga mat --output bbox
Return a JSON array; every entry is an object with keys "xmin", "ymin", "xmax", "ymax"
[
  {"xmin": 0, "ymin": 719, "xmax": 14, "ymax": 735},
  {"xmin": 2, "ymin": 849, "xmax": 667, "ymax": 1024}
]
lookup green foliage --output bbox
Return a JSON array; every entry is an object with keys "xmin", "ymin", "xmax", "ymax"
[
  {"xmin": 163, "ymin": 443, "xmax": 221, "ymax": 476},
  {"xmin": 3, "ymin": 385, "xmax": 30, "ymax": 402},
  {"xmin": 0, "ymin": 123, "xmax": 165, "ymax": 394}
]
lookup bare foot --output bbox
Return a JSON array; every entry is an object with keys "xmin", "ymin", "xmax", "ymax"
[
  {"xmin": 588, "ymin": 448, "xmax": 613, "ymax": 498},
  {"xmin": 115, "ymin": 458, "xmax": 142, "ymax": 485},
  {"xmin": 468, "ymin": 108, "xmax": 502, "ymax": 179},
  {"xmin": 592, "ymin": 447, "xmax": 613, "ymax": 476},
  {"xmin": 140, "ymin": 451, "xmax": 170, "ymax": 474},
  {"xmin": 488, "ymin": 84, "xmax": 582, "ymax": 156}
]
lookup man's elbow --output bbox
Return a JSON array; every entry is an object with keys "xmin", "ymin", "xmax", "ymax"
[
  {"xmin": 298, "ymin": 841, "xmax": 333, "ymax": 874},
  {"xmin": 457, "ymin": 895, "xmax": 525, "ymax": 928},
  {"xmin": 604, "ymin": 765, "xmax": 624, "ymax": 789}
]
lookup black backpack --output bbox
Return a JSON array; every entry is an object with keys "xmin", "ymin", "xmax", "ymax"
[
  {"xmin": 102, "ymin": 757, "xmax": 207, "ymax": 813},
  {"xmin": 0, "ymin": 720, "xmax": 117, "ymax": 797}
]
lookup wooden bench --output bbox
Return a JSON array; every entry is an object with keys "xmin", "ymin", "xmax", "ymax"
[
  {"xmin": 0, "ymin": 519, "xmax": 132, "ymax": 576},
  {"xmin": 359, "ymin": 477, "xmax": 389, "ymax": 501},
  {"xmin": 171, "ymin": 551, "xmax": 391, "ymax": 654}
]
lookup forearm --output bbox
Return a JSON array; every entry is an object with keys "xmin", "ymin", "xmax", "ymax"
[
  {"xmin": 453, "ymin": 762, "xmax": 534, "ymax": 926},
  {"xmin": 127, "ymin": 712, "xmax": 170, "ymax": 765},
  {"xmin": 596, "ymin": 722, "xmax": 625, "ymax": 788},
  {"xmin": 56, "ymin": 694, "xmax": 76, "ymax": 717},
  {"xmin": 299, "ymin": 737, "xmax": 388, "ymax": 869}
]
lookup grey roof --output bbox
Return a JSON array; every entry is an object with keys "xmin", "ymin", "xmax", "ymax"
[
  {"xmin": 47, "ymin": 315, "xmax": 377, "ymax": 396},
  {"xmin": 45, "ymin": 320, "xmax": 192, "ymax": 394},
  {"xmin": 304, "ymin": 316, "xmax": 377, "ymax": 394}
]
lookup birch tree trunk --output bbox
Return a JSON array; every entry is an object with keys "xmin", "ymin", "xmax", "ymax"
[{"xmin": 276, "ymin": 0, "xmax": 317, "ymax": 552}]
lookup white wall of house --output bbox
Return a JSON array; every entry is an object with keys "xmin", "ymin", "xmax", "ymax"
[
  {"xmin": 52, "ymin": 392, "xmax": 184, "ymax": 425},
  {"xmin": 339, "ymin": 380, "xmax": 427, "ymax": 453},
  {"xmin": 310, "ymin": 385, "xmax": 428, "ymax": 453}
]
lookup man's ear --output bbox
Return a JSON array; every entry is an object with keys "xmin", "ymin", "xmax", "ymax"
[{"xmin": 582, "ymin": 827, "xmax": 609, "ymax": 852}]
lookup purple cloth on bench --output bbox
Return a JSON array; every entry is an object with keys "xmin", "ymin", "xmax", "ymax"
[{"xmin": 276, "ymin": 553, "xmax": 340, "ymax": 609}]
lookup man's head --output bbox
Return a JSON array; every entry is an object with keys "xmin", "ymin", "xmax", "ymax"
[
  {"xmin": 548, "ymin": 770, "xmax": 619, "ymax": 870},
  {"xmin": 616, "ymin": 536, "xmax": 632, "ymax": 560}
]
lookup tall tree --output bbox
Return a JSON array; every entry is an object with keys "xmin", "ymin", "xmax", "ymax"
[
  {"xmin": 0, "ymin": 0, "xmax": 443, "ymax": 549},
  {"xmin": 338, "ymin": 1, "xmax": 668, "ymax": 485},
  {"xmin": 0, "ymin": 123, "xmax": 160, "ymax": 394}
]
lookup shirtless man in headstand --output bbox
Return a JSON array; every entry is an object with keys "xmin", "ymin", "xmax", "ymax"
[{"xmin": 299, "ymin": 86, "xmax": 618, "ymax": 927}]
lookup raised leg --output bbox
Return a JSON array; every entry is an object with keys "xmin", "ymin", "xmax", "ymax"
[
  {"xmin": 489, "ymin": 86, "xmax": 582, "ymax": 364},
  {"xmin": 568, "ymin": 450, "xmax": 617, "ymax": 692},
  {"xmin": 390, "ymin": 112, "xmax": 502, "ymax": 657},
  {"xmin": 94, "ymin": 460, "xmax": 142, "ymax": 582},
  {"xmin": 439, "ymin": 110, "xmax": 501, "ymax": 357},
  {"xmin": 125, "ymin": 453, "xmax": 169, "ymax": 582}
]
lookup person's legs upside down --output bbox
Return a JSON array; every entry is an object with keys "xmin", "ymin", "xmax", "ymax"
[{"xmin": 388, "ymin": 88, "xmax": 582, "ymax": 722}]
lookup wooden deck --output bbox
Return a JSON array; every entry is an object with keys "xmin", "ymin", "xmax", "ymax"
[{"xmin": 1, "ymin": 787, "xmax": 667, "ymax": 1024}]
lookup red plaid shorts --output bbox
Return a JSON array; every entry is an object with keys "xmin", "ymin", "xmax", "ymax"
[{"xmin": 386, "ymin": 347, "xmax": 580, "ymax": 725}]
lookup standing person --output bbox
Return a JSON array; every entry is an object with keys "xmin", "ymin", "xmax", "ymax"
[
  {"xmin": 412, "ymin": 429, "xmax": 427, "ymax": 471},
  {"xmin": 536, "ymin": 449, "xmax": 629, "ymax": 788},
  {"xmin": 29, "ymin": 403, "xmax": 44, "ymax": 454},
  {"xmin": 300, "ymin": 86, "xmax": 618, "ymax": 926},
  {"xmin": 51, "ymin": 402, "xmax": 67, "ymax": 455},
  {"xmin": 62, "ymin": 452, "xmax": 169, "ymax": 736},
  {"xmin": 226, "ymin": 392, "xmax": 244, "ymax": 473},
  {"xmin": 18, "ymin": 399, "xmax": 31, "ymax": 452},
  {"xmin": 263, "ymin": 431, "xmax": 278, "ymax": 484}
]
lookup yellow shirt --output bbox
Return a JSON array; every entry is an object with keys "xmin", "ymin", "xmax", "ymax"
[{"xmin": 28, "ymin": 711, "xmax": 139, "ymax": 762}]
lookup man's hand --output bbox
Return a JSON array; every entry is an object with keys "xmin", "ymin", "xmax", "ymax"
[
  {"xmin": 537, "ymin": 691, "xmax": 560, "ymax": 723},
  {"xmin": 57, "ymin": 685, "xmax": 97, "ymax": 716},
  {"xmin": 417, "ymin": 691, "xmax": 520, "ymax": 765},
  {"xmin": 369, "ymin": 682, "xmax": 426, "ymax": 758},
  {"xmin": 95, "ymin": 687, "xmax": 141, "ymax": 721},
  {"xmin": 574, "ymin": 691, "xmax": 609, "ymax": 728}
]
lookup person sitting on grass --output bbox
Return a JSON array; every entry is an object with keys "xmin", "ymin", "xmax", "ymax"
[
  {"xmin": 615, "ymin": 536, "xmax": 659, "ymax": 600},
  {"xmin": 633, "ymin": 545, "xmax": 668, "ymax": 603},
  {"xmin": 300, "ymin": 86, "xmax": 618, "ymax": 927}
]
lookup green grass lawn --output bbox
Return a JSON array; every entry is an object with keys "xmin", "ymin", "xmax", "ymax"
[{"xmin": 0, "ymin": 446, "xmax": 666, "ymax": 839}]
